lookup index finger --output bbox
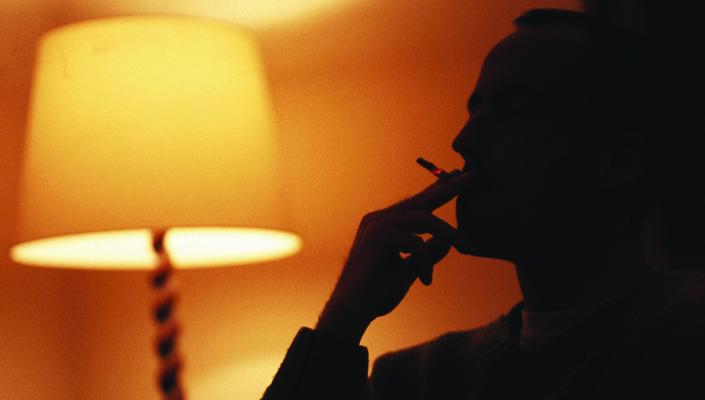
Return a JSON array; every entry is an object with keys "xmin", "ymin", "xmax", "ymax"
[{"xmin": 384, "ymin": 169, "xmax": 475, "ymax": 213}]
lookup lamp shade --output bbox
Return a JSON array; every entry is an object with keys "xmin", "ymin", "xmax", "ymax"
[{"xmin": 11, "ymin": 15, "xmax": 301, "ymax": 269}]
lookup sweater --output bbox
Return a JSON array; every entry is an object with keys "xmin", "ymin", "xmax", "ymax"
[{"xmin": 261, "ymin": 270, "xmax": 705, "ymax": 399}]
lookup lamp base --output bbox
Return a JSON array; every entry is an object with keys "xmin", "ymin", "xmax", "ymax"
[{"xmin": 150, "ymin": 228, "xmax": 186, "ymax": 400}]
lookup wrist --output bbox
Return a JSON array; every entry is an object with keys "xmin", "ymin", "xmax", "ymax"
[{"xmin": 315, "ymin": 303, "xmax": 372, "ymax": 345}]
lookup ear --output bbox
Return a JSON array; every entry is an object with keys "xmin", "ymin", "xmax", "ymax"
[{"xmin": 598, "ymin": 130, "xmax": 648, "ymax": 189}]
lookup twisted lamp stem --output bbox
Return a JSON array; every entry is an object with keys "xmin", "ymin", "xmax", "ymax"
[{"xmin": 150, "ymin": 228, "xmax": 186, "ymax": 400}]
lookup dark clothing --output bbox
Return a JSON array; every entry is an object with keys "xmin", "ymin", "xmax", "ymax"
[{"xmin": 262, "ymin": 271, "xmax": 705, "ymax": 399}]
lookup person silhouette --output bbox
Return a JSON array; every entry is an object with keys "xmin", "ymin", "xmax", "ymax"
[{"xmin": 262, "ymin": 8, "xmax": 705, "ymax": 400}]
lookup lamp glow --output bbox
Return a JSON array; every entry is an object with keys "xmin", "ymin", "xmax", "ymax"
[{"xmin": 11, "ymin": 227, "xmax": 302, "ymax": 270}]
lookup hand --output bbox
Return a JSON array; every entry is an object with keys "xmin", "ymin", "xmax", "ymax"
[{"xmin": 316, "ymin": 169, "xmax": 475, "ymax": 343}]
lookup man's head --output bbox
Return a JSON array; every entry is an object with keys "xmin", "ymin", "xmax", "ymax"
[{"xmin": 453, "ymin": 9, "xmax": 699, "ymax": 264}]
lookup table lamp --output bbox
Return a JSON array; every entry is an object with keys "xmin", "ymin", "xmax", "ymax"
[{"xmin": 10, "ymin": 15, "xmax": 302, "ymax": 399}]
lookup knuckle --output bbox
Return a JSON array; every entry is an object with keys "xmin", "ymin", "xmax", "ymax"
[
  {"xmin": 357, "ymin": 213, "xmax": 374, "ymax": 233},
  {"xmin": 361, "ymin": 211, "xmax": 380, "ymax": 224},
  {"xmin": 365, "ymin": 220, "xmax": 387, "ymax": 237},
  {"xmin": 360, "ymin": 212, "xmax": 372, "ymax": 224},
  {"xmin": 365, "ymin": 219, "xmax": 380, "ymax": 230}
]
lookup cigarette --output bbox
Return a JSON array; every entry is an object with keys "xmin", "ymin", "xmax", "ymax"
[{"xmin": 416, "ymin": 157, "xmax": 452, "ymax": 180}]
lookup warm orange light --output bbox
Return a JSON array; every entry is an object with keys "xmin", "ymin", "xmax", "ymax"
[
  {"xmin": 194, "ymin": 0, "xmax": 359, "ymax": 27},
  {"xmin": 82, "ymin": 0, "xmax": 361, "ymax": 28},
  {"xmin": 10, "ymin": 227, "xmax": 302, "ymax": 270},
  {"xmin": 13, "ymin": 16, "xmax": 301, "ymax": 269}
]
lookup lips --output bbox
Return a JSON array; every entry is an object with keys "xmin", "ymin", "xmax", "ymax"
[{"xmin": 462, "ymin": 159, "xmax": 481, "ymax": 175}]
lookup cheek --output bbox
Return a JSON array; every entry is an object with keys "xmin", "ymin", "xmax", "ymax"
[
  {"xmin": 479, "ymin": 132, "xmax": 580, "ymax": 225},
  {"xmin": 458, "ymin": 124, "xmax": 591, "ymax": 229},
  {"xmin": 492, "ymin": 124, "xmax": 587, "ymax": 186},
  {"xmin": 487, "ymin": 140, "xmax": 551, "ymax": 199}
]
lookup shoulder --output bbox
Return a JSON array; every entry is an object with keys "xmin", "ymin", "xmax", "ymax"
[
  {"xmin": 621, "ymin": 270, "xmax": 705, "ymax": 395},
  {"xmin": 368, "ymin": 305, "xmax": 519, "ymax": 399},
  {"xmin": 637, "ymin": 270, "xmax": 705, "ymax": 318},
  {"xmin": 616, "ymin": 271, "xmax": 705, "ymax": 369},
  {"xmin": 618, "ymin": 270, "xmax": 705, "ymax": 341}
]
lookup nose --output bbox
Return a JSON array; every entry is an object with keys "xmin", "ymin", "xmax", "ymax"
[
  {"xmin": 451, "ymin": 126, "xmax": 464, "ymax": 156},
  {"xmin": 452, "ymin": 120, "xmax": 475, "ymax": 161}
]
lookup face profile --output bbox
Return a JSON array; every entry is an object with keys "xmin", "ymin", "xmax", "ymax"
[{"xmin": 453, "ymin": 24, "xmax": 604, "ymax": 262}]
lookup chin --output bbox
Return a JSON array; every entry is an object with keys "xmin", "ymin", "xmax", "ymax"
[
  {"xmin": 455, "ymin": 194, "xmax": 512, "ymax": 260},
  {"xmin": 455, "ymin": 193, "xmax": 474, "ymax": 233},
  {"xmin": 455, "ymin": 197, "xmax": 479, "ymax": 255}
]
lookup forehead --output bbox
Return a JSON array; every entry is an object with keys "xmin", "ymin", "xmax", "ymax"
[{"xmin": 474, "ymin": 26, "xmax": 593, "ymax": 103}]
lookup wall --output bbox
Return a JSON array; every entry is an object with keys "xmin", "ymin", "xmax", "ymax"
[{"xmin": 1, "ymin": 1, "xmax": 80, "ymax": 399}]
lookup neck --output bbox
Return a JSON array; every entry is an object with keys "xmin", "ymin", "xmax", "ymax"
[{"xmin": 514, "ymin": 227, "xmax": 649, "ymax": 312}]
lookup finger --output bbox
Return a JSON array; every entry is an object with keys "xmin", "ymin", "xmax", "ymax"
[
  {"xmin": 422, "ymin": 236, "xmax": 453, "ymax": 283},
  {"xmin": 373, "ymin": 211, "xmax": 472, "ymax": 253},
  {"xmin": 436, "ymin": 168, "xmax": 464, "ymax": 182},
  {"xmin": 366, "ymin": 220, "xmax": 426, "ymax": 254},
  {"xmin": 354, "ymin": 168, "xmax": 464, "ymax": 249},
  {"xmin": 384, "ymin": 169, "xmax": 475, "ymax": 213},
  {"xmin": 414, "ymin": 245, "xmax": 432, "ymax": 285},
  {"xmin": 405, "ymin": 236, "xmax": 452, "ymax": 285},
  {"xmin": 362, "ymin": 221, "xmax": 426, "ymax": 283}
]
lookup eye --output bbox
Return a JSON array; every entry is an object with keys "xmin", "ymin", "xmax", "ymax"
[{"xmin": 504, "ymin": 95, "xmax": 537, "ymax": 114}]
